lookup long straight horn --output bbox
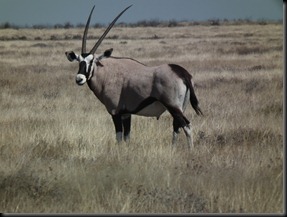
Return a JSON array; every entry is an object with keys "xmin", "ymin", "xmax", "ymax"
[
  {"xmin": 82, "ymin": 5, "xmax": 95, "ymax": 54},
  {"xmin": 90, "ymin": 5, "xmax": 132, "ymax": 54}
]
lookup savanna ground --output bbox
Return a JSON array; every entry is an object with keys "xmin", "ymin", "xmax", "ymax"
[{"xmin": 0, "ymin": 23, "xmax": 284, "ymax": 213}]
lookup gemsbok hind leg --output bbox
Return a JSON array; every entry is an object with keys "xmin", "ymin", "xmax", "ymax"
[
  {"xmin": 167, "ymin": 106, "xmax": 193, "ymax": 149},
  {"xmin": 172, "ymin": 119, "xmax": 180, "ymax": 145},
  {"xmin": 183, "ymin": 124, "xmax": 193, "ymax": 149}
]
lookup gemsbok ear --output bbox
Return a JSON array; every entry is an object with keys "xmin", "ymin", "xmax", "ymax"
[
  {"xmin": 97, "ymin": 48, "xmax": 113, "ymax": 61},
  {"xmin": 65, "ymin": 51, "xmax": 78, "ymax": 62},
  {"xmin": 103, "ymin": 48, "xmax": 113, "ymax": 57}
]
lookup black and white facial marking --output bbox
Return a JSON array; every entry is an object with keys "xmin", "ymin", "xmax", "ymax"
[
  {"xmin": 76, "ymin": 54, "xmax": 95, "ymax": 85},
  {"xmin": 65, "ymin": 4, "xmax": 130, "ymax": 86},
  {"xmin": 65, "ymin": 51, "xmax": 95, "ymax": 85},
  {"xmin": 65, "ymin": 48, "xmax": 113, "ymax": 86}
]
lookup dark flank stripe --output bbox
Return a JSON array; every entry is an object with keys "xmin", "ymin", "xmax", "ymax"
[
  {"xmin": 110, "ymin": 56, "xmax": 146, "ymax": 66},
  {"xmin": 119, "ymin": 97, "xmax": 158, "ymax": 115}
]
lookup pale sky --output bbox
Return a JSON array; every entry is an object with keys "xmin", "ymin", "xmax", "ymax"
[{"xmin": 0, "ymin": 0, "xmax": 283, "ymax": 27}]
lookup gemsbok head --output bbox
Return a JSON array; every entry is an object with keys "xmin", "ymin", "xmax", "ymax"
[{"xmin": 65, "ymin": 5, "xmax": 203, "ymax": 149}]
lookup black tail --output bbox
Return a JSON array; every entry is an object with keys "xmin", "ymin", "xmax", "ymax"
[
  {"xmin": 189, "ymin": 84, "xmax": 203, "ymax": 116},
  {"xmin": 169, "ymin": 64, "xmax": 203, "ymax": 116}
]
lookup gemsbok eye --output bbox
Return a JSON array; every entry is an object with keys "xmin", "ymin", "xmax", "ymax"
[{"xmin": 66, "ymin": 5, "xmax": 202, "ymax": 149}]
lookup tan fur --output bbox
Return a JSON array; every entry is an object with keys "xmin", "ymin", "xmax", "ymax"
[{"xmin": 87, "ymin": 57, "xmax": 188, "ymax": 117}]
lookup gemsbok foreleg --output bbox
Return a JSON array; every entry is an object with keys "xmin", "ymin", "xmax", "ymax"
[
  {"xmin": 112, "ymin": 115, "xmax": 123, "ymax": 142},
  {"xmin": 122, "ymin": 115, "xmax": 131, "ymax": 142},
  {"xmin": 112, "ymin": 114, "xmax": 131, "ymax": 143}
]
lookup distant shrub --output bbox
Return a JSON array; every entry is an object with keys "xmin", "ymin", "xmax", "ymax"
[
  {"xmin": 208, "ymin": 19, "xmax": 220, "ymax": 26},
  {"xmin": 31, "ymin": 43, "xmax": 48, "ymax": 48},
  {"xmin": 93, "ymin": 23, "xmax": 105, "ymax": 28},
  {"xmin": 243, "ymin": 33, "xmax": 253, "ymax": 37},
  {"xmin": 3, "ymin": 22, "xmax": 11, "ymax": 29},
  {"xmin": 64, "ymin": 22, "xmax": 74, "ymax": 29},
  {"xmin": 76, "ymin": 23, "xmax": 85, "ymax": 28},
  {"xmin": 106, "ymin": 35, "xmax": 119, "ymax": 40},
  {"xmin": 236, "ymin": 46, "xmax": 267, "ymax": 55},
  {"xmin": 0, "ymin": 19, "xmax": 282, "ymax": 31},
  {"xmin": 33, "ymin": 24, "xmax": 49, "ymax": 29},
  {"xmin": 54, "ymin": 24, "xmax": 64, "ymax": 29},
  {"xmin": 258, "ymin": 19, "xmax": 267, "ymax": 25},
  {"xmin": 168, "ymin": 19, "xmax": 178, "ymax": 27},
  {"xmin": 64, "ymin": 35, "xmax": 72, "ymax": 40},
  {"xmin": 135, "ymin": 19, "xmax": 161, "ymax": 27},
  {"xmin": 50, "ymin": 35, "xmax": 61, "ymax": 40},
  {"xmin": 0, "ymin": 22, "xmax": 19, "ymax": 29},
  {"xmin": 72, "ymin": 35, "xmax": 82, "ymax": 40},
  {"xmin": 19, "ymin": 36, "xmax": 27, "ymax": 40}
]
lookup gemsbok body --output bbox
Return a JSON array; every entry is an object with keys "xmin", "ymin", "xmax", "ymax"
[{"xmin": 65, "ymin": 5, "xmax": 203, "ymax": 149}]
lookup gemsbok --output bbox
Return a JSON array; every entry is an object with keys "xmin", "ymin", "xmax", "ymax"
[{"xmin": 65, "ymin": 5, "xmax": 203, "ymax": 149}]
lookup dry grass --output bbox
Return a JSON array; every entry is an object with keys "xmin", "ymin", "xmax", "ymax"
[{"xmin": 0, "ymin": 24, "xmax": 283, "ymax": 213}]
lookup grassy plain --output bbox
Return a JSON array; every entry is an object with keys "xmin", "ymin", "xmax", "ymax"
[{"xmin": 0, "ymin": 23, "xmax": 283, "ymax": 213}]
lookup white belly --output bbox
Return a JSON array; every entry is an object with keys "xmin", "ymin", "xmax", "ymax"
[{"xmin": 135, "ymin": 101, "xmax": 166, "ymax": 118}]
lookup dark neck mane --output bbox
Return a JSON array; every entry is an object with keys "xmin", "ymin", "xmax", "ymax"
[{"xmin": 110, "ymin": 56, "xmax": 146, "ymax": 66}]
